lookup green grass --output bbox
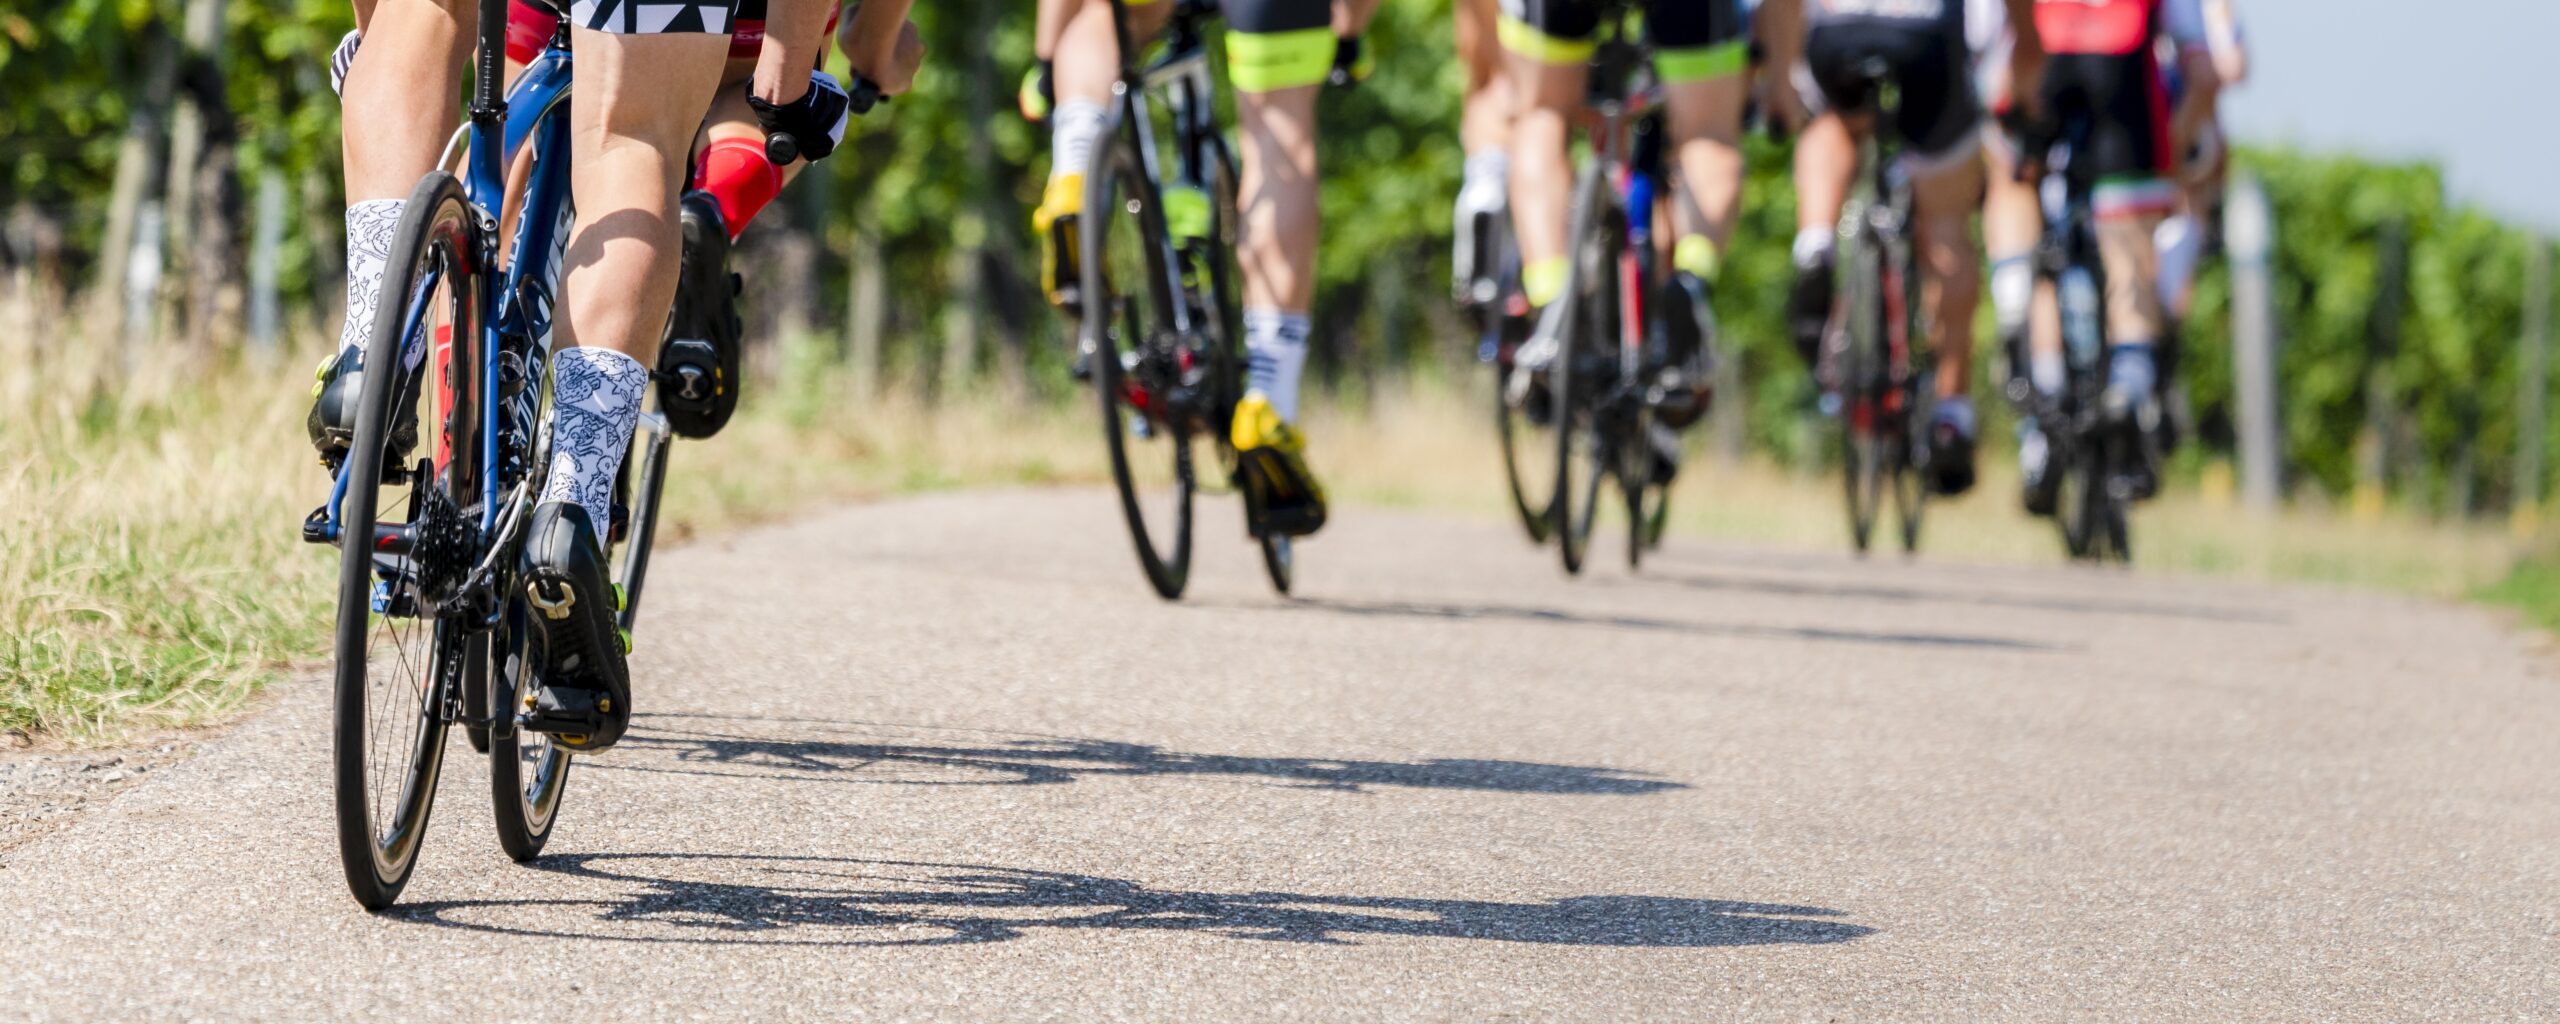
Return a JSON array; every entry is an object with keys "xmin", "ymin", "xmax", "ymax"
[
  {"xmin": 2475, "ymin": 552, "xmax": 2560, "ymax": 632},
  {"xmin": 0, "ymin": 340, "xmax": 2533, "ymax": 745}
]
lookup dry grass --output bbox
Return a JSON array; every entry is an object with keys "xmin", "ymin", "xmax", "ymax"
[
  {"xmin": 1317, "ymin": 376, "xmax": 2518, "ymax": 599},
  {"xmin": 0, "ymin": 329, "xmax": 2519, "ymax": 744}
]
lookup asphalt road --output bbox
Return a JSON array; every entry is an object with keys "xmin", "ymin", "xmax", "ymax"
[{"xmin": 3, "ymin": 489, "xmax": 2555, "ymax": 1021}]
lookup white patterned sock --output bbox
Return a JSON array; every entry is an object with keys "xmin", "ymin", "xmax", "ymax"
[
  {"xmin": 539, "ymin": 346, "xmax": 648, "ymax": 531},
  {"xmin": 1051, "ymin": 101, "xmax": 1110, "ymax": 179},
  {"xmin": 339, "ymin": 199, "xmax": 403, "ymax": 366},
  {"xmin": 1244, "ymin": 309, "xmax": 1312, "ymax": 424}
]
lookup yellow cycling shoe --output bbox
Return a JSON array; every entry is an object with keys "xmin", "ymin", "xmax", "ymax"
[
  {"xmin": 1231, "ymin": 391, "xmax": 1328, "ymax": 538},
  {"xmin": 1032, "ymin": 173, "xmax": 1085, "ymax": 314}
]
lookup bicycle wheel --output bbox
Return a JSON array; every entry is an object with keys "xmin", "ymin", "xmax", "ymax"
[
  {"xmin": 489, "ymin": 605, "xmax": 571, "ymax": 861},
  {"xmin": 332, "ymin": 172, "xmax": 473, "ymax": 910},
  {"xmin": 1553, "ymin": 163, "xmax": 1620, "ymax": 575},
  {"xmin": 1887, "ymin": 256, "xmax": 1930, "ymax": 555},
  {"xmin": 1490, "ymin": 291, "xmax": 1559, "ymax": 544},
  {"xmin": 2055, "ymin": 426, "xmax": 2099, "ymax": 560},
  {"xmin": 613, "ymin": 408, "xmax": 672, "ymax": 632},
  {"xmin": 1084, "ymin": 132, "xmax": 1195, "ymax": 599},
  {"xmin": 1839, "ymin": 224, "xmax": 1886, "ymax": 555},
  {"xmin": 1200, "ymin": 134, "xmax": 1247, "ymax": 494}
]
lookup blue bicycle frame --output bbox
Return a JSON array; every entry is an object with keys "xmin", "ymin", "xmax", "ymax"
[{"xmin": 313, "ymin": 14, "xmax": 575, "ymax": 577}]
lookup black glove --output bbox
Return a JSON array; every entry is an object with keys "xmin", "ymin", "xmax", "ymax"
[
  {"xmin": 1328, "ymin": 35, "xmax": 1372, "ymax": 89},
  {"xmin": 747, "ymin": 70, "xmax": 855, "ymax": 164}
]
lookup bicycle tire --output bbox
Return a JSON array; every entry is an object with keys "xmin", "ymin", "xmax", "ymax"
[
  {"xmin": 489, "ymin": 611, "xmax": 572, "ymax": 861},
  {"xmin": 1494, "ymin": 327, "xmax": 1558, "ymax": 544},
  {"xmin": 1553, "ymin": 163, "xmax": 1618, "ymax": 576},
  {"xmin": 1201, "ymin": 134, "xmax": 1247, "ymax": 494},
  {"xmin": 614, "ymin": 413, "xmax": 672, "ymax": 632},
  {"xmin": 1886, "ymin": 243, "xmax": 1929, "ymax": 556},
  {"xmin": 332, "ymin": 172, "xmax": 473, "ymax": 910},
  {"xmin": 1840, "ymin": 220, "xmax": 1886, "ymax": 555},
  {"xmin": 1084, "ymin": 132, "xmax": 1195, "ymax": 599},
  {"xmin": 2057, "ymin": 429, "xmax": 2099, "ymax": 559}
]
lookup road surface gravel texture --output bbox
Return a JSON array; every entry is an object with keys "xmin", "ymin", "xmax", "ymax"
[{"xmin": 1, "ymin": 489, "xmax": 2554, "ymax": 1021}]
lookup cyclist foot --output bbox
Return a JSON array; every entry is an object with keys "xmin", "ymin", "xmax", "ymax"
[
  {"xmin": 1232, "ymin": 392, "xmax": 1327, "ymax": 538},
  {"xmin": 1034, "ymin": 174, "xmax": 1084, "ymax": 316},
  {"xmin": 308, "ymin": 347, "xmax": 417, "ymax": 471},
  {"xmin": 516, "ymin": 502, "xmax": 634, "ymax": 753},
  {"xmin": 1651, "ymin": 271, "xmax": 1716, "ymax": 430},
  {"xmin": 1787, "ymin": 248, "xmax": 1837, "ymax": 376},
  {"xmin": 659, "ymin": 191, "xmax": 742, "ymax": 439},
  {"xmin": 1926, "ymin": 401, "xmax": 1979, "ymax": 497}
]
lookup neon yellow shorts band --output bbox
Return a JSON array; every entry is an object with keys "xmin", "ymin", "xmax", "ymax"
[
  {"xmin": 1226, "ymin": 27, "xmax": 1333, "ymax": 92},
  {"xmin": 1497, "ymin": 14, "xmax": 1596, "ymax": 65},
  {"xmin": 1523, "ymin": 255, "xmax": 1569, "ymax": 309},
  {"xmin": 1656, "ymin": 40, "xmax": 1746, "ymax": 85}
]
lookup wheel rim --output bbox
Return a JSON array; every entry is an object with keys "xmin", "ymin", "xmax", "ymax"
[
  {"xmin": 1495, "ymin": 313, "xmax": 1560, "ymax": 545},
  {"xmin": 1089, "ymin": 150, "xmax": 1193, "ymax": 597},
  {"xmin": 499, "ymin": 618, "xmax": 570, "ymax": 834},
  {"xmin": 337, "ymin": 189, "xmax": 473, "ymax": 895}
]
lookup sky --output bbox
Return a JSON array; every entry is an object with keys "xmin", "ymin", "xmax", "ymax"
[{"xmin": 2221, "ymin": 0, "xmax": 2559, "ymax": 232}]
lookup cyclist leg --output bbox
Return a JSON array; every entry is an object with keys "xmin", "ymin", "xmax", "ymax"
[
  {"xmin": 1452, "ymin": 0, "xmax": 1511, "ymax": 300},
  {"xmin": 1649, "ymin": 0, "xmax": 1749, "ymax": 427},
  {"xmin": 516, "ymin": 18, "xmax": 735, "ymax": 750},
  {"xmin": 1894, "ymin": 25, "xmax": 1988, "ymax": 497},
  {"xmin": 1035, "ymin": 0, "xmax": 1174, "ymax": 312},
  {"xmin": 2066, "ymin": 51, "xmax": 2176, "ymax": 426},
  {"xmin": 309, "ymin": 0, "xmax": 475, "ymax": 459},
  {"xmin": 1784, "ymin": 24, "xmax": 1865, "ymax": 384},
  {"xmin": 1227, "ymin": 0, "xmax": 1336, "ymax": 532},
  {"xmin": 1498, "ymin": 0, "xmax": 1595, "ymax": 321}
]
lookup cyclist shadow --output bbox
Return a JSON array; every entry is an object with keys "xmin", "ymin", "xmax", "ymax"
[
  {"xmin": 396, "ymin": 853, "xmax": 1874, "ymax": 949},
  {"xmin": 1231, "ymin": 596, "xmax": 2056, "ymax": 652},
  {"xmin": 1610, "ymin": 569, "xmax": 2287, "ymax": 625},
  {"xmin": 588, "ymin": 714, "xmax": 1688, "ymax": 795}
]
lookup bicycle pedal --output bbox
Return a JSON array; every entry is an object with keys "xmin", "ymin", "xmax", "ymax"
[{"xmin": 528, "ymin": 578, "xmax": 577, "ymax": 620}]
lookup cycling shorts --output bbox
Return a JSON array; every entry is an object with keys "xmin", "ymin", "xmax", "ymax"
[
  {"xmin": 1224, "ymin": 0, "xmax": 1333, "ymax": 93},
  {"xmin": 2023, "ymin": 51, "xmax": 2179, "ymax": 219},
  {"xmin": 511, "ymin": 0, "xmax": 836, "ymax": 63},
  {"xmin": 1799, "ymin": 13, "xmax": 1981, "ymax": 170},
  {"xmin": 1496, "ymin": 0, "xmax": 1749, "ymax": 85}
]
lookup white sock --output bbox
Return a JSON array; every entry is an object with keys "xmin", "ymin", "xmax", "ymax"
[
  {"xmin": 540, "ymin": 346, "xmax": 649, "ymax": 531},
  {"xmin": 2108, "ymin": 341, "xmax": 2158, "ymax": 398},
  {"xmin": 1461, "ymin": 148, "xmax": 1509, "ymax": 201},
  {"xmin": 340, "ymin": 199, "xmax": 403, "ymax": 364},
  {"xmin": 1990, "ymin": 254, "xmax": 2033, "ymax": 339},
  {"xmin": 1244, "ymin": 308, "xmax": 1311, "ymax": 423},
  {"xmin": 1792, "ymin": 227, "xmax": 1834, "ymax": 266},
  {"xmin": 1050, "ymin": 101, "xmax": 1110, "ymax": 180},
  {"xmin": 2030, "ymin": 350, "xmax": 2066, "ymax": 397},
  {"xmin": 1935, "ymin": 395, "xmax": 1976, "ymax": 437}
]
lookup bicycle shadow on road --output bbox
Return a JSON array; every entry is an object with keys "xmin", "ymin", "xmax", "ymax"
[
  {"xmin": 1609, "ymin": 569, "xmax": 2288, "ymax": 625},
  {"xmin": 1230, "ymin": 596, "xmax": 2058, "ymax": 652},
  {"xmin": 396, "ymin": 853, "xmax": 1872, "ymax": 949},
  {"xmin": 584, "ymin": 714, "xmax": 1687, "ymax": 795}
]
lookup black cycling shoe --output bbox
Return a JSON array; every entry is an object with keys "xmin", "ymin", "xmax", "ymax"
[
  {"xmin": 1787, "ymin": 248, "xmax": 1836, "ymax": 373},
  {"xmin": 309, "ymin": 346, "xmax": 418, "ymax": 471},
  {"xmin": 517, "ymin": 502, "xmax": 633, "ymax": 753},
  {"xmin": 1926, "ymin": 412, "xmax": 1979, "ymax": 497},
  {"xmin": 658, "ymin": 191, "xmax": 742, "ymax": 440},
  {"xmin": 1651, "ymin": 271, "xmax": 1715, "ymax": 431}
]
